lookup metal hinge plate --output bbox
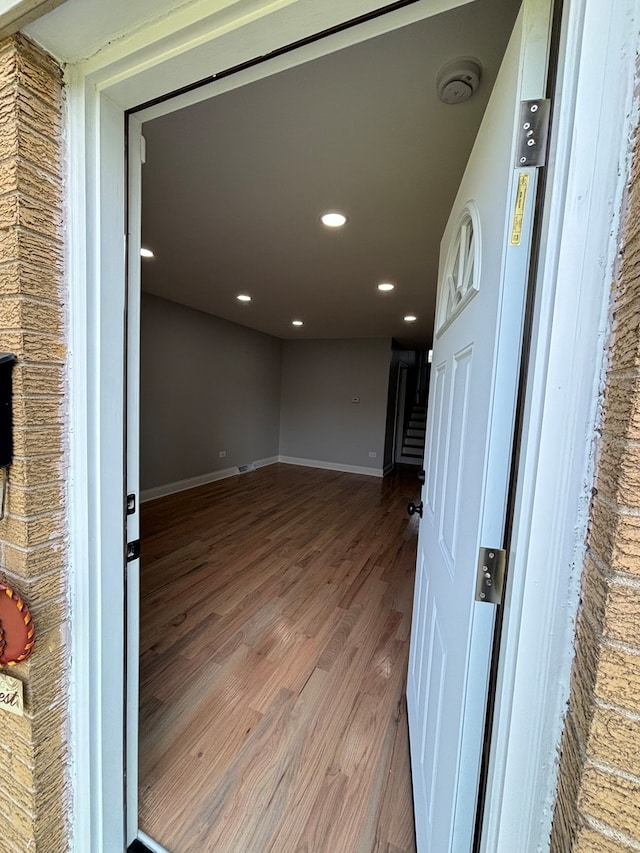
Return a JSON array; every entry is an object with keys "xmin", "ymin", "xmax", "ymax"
[
  {"xmin": 515, "ymin": 99, "xmax": 551, "ymax": 168},
  {"xmin": 475, "ymin": 547, "xmax": 507, "ymax": 605},
  {"xmin": 126, "ymin": 539, "xmax": 140, "ymax": 562}
]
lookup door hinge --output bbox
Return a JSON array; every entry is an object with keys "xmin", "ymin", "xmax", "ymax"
[
  {"xmin": 475, "ymin": 547, "xmax": 507, "ymax": 605},
  {"xmin": 126, "ymin": 539, "xmax": 140, "ymax": 562},
  {"xmin": 515, "ymin": 99, "xmax": 551, "ymax": 168}
]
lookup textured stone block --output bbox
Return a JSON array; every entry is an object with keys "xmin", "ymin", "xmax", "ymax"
[
  {"xmin": 604, "ymin": 581, "xmax": 640, "ymax": 647},
  {"xmin": 594, "ymin": 439, "xmax": 640, "ymax": 505},
  {"xmin": 15, "ymin": 49, "xmax": 61, "ymax": 111},
  {"xmin": 0, "ymin": 513, "xmax": 64, "ymax": 548},
  {"xmin": 608, "ymin": 309, "xmax": 640, "ymax": 373},
  {"xmin": 578, "ymin": 764, "xmax": 640, "ymax": 842},
  {"xmin": 568, "ymin": 609, "xmax": 601, "ymax": 745},
  {"xmin": 589, "ymin": 705, "xmax": 640, "ymax": 777},
  {"xmin": 581, "ymin": 555, "xmax": 607, "ymax": 630},
  {"xmin": 18, "ymin": 624, "xmax": 67, "ymax": 713},
  {"xmin": 3, "ymin": 699, "xmax": 65, "ymax": 771},
  {"xmin": 12, "ymin": 364, "xmax": 63, "ymax": 397},
  {"xmin": 595, "ymin": 645, "xmax": 640, "ymax": 714},
  {"xmin": 16, "ymin": 84, "xmax": 62, "ymax": 139},
  {"xmin": 0, "ymin": 565, "xmax": 66, "ymax": 611},
  {"xmin": 0, "ymin": 296, "xmax": 62, "ymax": 334},
  {"xmin": 4, "ymin": 541, "xmax": 64, "ymax": 577},
  {"xmin": 14, "ymin": 397, "xmax": 64, "ymax": 428},
  {"xmin": 0, "ymin": 260, "xmax": 62, "ymax": 300},
  {"xmin": 601, "ymin": 374, "xmax": 640, "ymax": 443},
  {"xmin": 0, "ymin": 331, "xmax": 66, "ymax": 363},
  {"xmin": 0, "ymin": 190, "xmax": 62, "ymax": 239},
  {"xmin": 10, "ymin": 454, "xmax": 63, "ymax": 486},
  {"xmin": 16, "ymin": 120, "xmax": 61, "ymax": 175},
  {"xmin": 575, "ymin": 825, "xmax": 638, "ymax": 853},
  {"xmin": 550, "ymin": 712, "xmax": 583, "ymax": 852},
  {"xmin": 589, "ymin": 498, "xmax": 640, "ymax": 575},
  {"xmin": 13, "ymin": 425, "xmax": 64, "ymax": 458},
  {"xmin": 0, "ymin": 787, "xmax": 34, "ymax": 853},
  {"xmin": 5, "ymin": 483, "xmax": 63, "ymax": 516}
]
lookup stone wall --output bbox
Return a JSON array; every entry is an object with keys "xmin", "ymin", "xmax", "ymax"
[
  {"xmin": 550, "ymin": 135, "xmax": 640, "ymax": 851},
  {"xmin": 0, "ymin": 33, "xmax": 68, "ymax": 853}
]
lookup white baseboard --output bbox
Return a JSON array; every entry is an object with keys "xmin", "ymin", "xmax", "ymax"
[
  {"xmin": 254, "ymin": 455, "xmax": 279, "ymax": 469},
  {"xmin": 278, "ymin": 456, "xmax": 384, "ymax": 478},
  {"xmin": 140, "ymin": 456, "xmax": 280, "ymax": 502}
]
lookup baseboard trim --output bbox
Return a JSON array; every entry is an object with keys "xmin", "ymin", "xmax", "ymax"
[
  {"xmin": 278, "ymin": 456, "xmax": 383, "ymax": 478},
  {"xmin": 140, "ymin": 456, "xmax": 279, "ymax": 502},
  {"xmin": 254, "ymin": 455, "xmax": 279, "ymax": 469}
]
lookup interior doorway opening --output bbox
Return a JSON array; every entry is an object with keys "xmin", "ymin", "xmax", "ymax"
[{"xmin": 130, "ymin": 1, "xmax": 522, "ymax": 849}]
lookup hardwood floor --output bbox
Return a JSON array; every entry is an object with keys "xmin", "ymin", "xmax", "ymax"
[{"xmin": 138, "ymin": 463, "xmax": 420, "ymax": 853}]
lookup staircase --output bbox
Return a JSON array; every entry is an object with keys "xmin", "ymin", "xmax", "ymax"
[{"xmin": 400, "ymin": 404, "xmax": 426, "ymax": 464}]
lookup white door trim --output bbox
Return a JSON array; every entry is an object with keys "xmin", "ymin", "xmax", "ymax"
[
  {"xmin": 62, "ymin": 1, "xmax": 640, "ymax": 850},
  {"xmin": 481, "ymin": 0, "xmax": 640, "ymax": 847}
]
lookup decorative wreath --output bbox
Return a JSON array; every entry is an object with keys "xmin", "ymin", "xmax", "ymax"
[{"xmin": 0, "ymin": 582, "xmax": 35, "ymax": 666}]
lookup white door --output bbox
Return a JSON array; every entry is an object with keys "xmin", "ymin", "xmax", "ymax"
[{"xmin": 407, "ymin": 2, "xmax": 551, "ymax": 850}]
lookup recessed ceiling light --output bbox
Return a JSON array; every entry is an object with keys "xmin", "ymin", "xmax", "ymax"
[
  {"xmin": 404, "ymin": 314, "xmax": 417, "ymax": 323},
  {"xmin": 321, "ymin": 212, "xmax": 347, "ymax": 228},
  {"xmin": 292, "ymin": 320, "xmax": 304, "ymax": 327},
  {"xmin": 237, "ymin": 294, "xmax": 252, "ymax": 302},
  {"xmin": 140, "ymin": 247, "xmax": 154, "ymax": 258},
  {"xmin": 378, "ymin": 282, "xmax": 395, "ymax": 292}
]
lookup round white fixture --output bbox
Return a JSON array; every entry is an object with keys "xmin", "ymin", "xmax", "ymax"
[
  {"xmin": 436, "ymin": 58, "xmax": 482, "ymax": 105},
  {"xmin": 404, "ymin": 314, "xmax": 417, "ymax": 323},
  {"xmin": 321, "ymin": 212, "xmax": 347, "ymax": 228},
  {"xmin": 292, "ymin": 319, "xmax": 304, "ymax": 327},
  {"xmin": 140, "ymin": 247, "xmax": 154, "ymax": 258},
  {"xmin": 237, "ymin": 294, "xmax": 252, "ymax": 302},
  {"xmin": 378, "ymin": 282, "xmax": 395, "ymax": 292}
]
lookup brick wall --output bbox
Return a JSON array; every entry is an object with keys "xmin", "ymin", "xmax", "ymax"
[
  {"xmin": 550, "ymin": 136, "xmax": 640, "ymax": 851},
  {"xmin": 0, "ymin": 34, "xmax": 68, "ymax": 853}
]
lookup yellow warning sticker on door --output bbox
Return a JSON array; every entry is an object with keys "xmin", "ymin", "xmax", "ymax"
[{"xmin": 510, "ymin": 172, "xmax": 529, "ymax": 246}]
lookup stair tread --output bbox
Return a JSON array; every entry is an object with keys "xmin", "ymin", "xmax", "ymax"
[{"xmin": 402, "ymin": 447, "xmax": 424, "ymax": 457}]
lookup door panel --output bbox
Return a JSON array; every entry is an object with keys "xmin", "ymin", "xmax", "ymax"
[
  {"xmin": 407, "ymin": 2, "xmax": 551, "ymax": 850},
  {"xmin": 441, "ymin": 345, "xmax": 473, "ymax": 569},
  {"xmin": 425, "ymin": 360, "xmax": 447, "ymax": 517}
]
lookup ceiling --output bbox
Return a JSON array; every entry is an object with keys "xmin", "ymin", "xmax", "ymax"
[{"xmin": 139, "ymin": 0, "xmax": 520, "ymax": 348}]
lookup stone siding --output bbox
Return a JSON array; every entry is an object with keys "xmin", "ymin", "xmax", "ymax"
[
  {"xmin": 550, "ymin": 133, "xmax": 640, "ymax": 851},
  {"xmin": 0, "ymin": 34, "xmax": 68, "ymax": 853}
]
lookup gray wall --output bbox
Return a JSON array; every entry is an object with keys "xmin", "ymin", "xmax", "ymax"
[
  {"xmin": 140, "ymin": 293, "xmax": 283, "ymax": 489},
  {"xmin": 279, "ymin": 338, "xmax": 392, "ymax": 472}
]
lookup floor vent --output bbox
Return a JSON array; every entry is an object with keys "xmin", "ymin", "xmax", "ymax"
[{"xmin": 238, "ymin": 463, "xmax": 256, "ymax": 474}]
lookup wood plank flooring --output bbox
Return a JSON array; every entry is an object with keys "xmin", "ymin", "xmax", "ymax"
[{"xmin": 138, "ymin": 463, "xmax": 420, "ymax": 853}]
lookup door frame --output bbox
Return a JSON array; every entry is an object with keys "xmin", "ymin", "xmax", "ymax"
[{"xmin": 63, "ymin": 0, "xmax": 640, "ymax": 850}]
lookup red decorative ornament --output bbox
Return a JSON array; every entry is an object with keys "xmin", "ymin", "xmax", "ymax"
[{"xmin": 0, "ymin": 582, "xmax": 35, "ymax": 666}]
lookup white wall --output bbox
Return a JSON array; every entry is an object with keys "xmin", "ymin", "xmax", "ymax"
[
  {"xmin": 140, "ymin": 293, "xmax": 282, "ymax": 489},
  {"xmin": 279, "ymin": 338, "xmax": 392, "ymax": 473}
]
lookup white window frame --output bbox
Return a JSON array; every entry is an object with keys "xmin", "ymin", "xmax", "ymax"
[{"xmin": 63, "ymin": 0, "xmax": 640, "ymax": 850}]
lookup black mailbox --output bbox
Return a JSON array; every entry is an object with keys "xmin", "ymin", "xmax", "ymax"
[{"xmin": 0, "ymin": 353, "xmax": 16, "ymax": 469}]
